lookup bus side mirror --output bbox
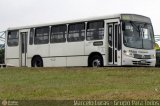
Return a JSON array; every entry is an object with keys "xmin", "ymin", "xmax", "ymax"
[{"xmin": 122, "ymin": 23, "xmax": 125, "ymax": 31}]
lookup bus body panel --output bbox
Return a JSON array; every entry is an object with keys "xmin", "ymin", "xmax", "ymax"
[
  {"xmin": 50, "ymin": 43, "xmax": 67, "ymax": 67},
  {"xmin": 6, "ymin": 47, "xmax": 20, "ymax": 66},
  {"xmin": 66, "ymin": 41, "xmax": 85, "ymax": 66},
  {"xmin": 29, "ymin": 44, "xmax": 50, "ymax": 58},
  {"xmin": 27, "ymin": 44, "xmax": 50, "ymax": 67}
]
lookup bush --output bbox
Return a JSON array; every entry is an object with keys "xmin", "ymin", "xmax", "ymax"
[{"xmin": 0, "ymin": 49, "xmax": 4, "ymax": 64}]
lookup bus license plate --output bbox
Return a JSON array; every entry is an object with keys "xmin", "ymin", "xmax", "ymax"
[{"xmin": 141, "ymin": 60, "xmax": 146, "ymax": 64}]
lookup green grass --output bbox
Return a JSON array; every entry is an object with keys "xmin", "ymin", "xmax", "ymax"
[{"xmin": 0, "ymin": 67, "xmax": 160, "ymax": 100}]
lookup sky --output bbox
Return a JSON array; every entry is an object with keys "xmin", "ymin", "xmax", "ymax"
[{"xmin": 0, "ymin": 0, "xmax": 160, "ymax": 44}]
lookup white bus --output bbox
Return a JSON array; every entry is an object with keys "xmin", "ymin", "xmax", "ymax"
[{"xmin": 5, "ymin": 14, "xmax": 156, "ymax": 67}]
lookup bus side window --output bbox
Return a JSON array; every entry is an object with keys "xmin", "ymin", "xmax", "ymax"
[
  {"xmin": 29, "ymin": 28, "xmax": 34, "ymax": 45},
  {"xmin": 34, "ymin": 27, "xmax": 49, "ymax": 44},
  {"xmin": 68, "ymin": 23, "xmax": 85, "ymax": 42},
  {"xmin": 51, "ymin": 25, "xmax": 66, "ymax": 43},
  {"xmin": 87, "ymin": 21, "xmax": 104, "ymax": 41},
  {"xmin": 108, "ymin": 26, "xmax": 112, "ymax": 46},
  {"xmin": 7, "ymin": 30, "xmax": 19, "ymax": 46}
]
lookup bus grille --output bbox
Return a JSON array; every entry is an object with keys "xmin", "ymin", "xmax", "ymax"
[
  {"xmin": 132, "ymin": 61, "xmax": 151, "ymax": 66},
  {"xmin": 134, "ymin": 54, "xmax": 151, "ymax": 59}
]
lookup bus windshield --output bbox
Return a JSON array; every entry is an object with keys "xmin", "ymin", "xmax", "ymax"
[{"xmin": 123, "ymin": 21, "xmax": 155, "ymax": 50}]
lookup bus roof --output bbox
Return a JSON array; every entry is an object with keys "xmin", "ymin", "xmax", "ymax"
[{"xmin": 7, "ymin": 13, "xmax": 150, "ymax": 30}]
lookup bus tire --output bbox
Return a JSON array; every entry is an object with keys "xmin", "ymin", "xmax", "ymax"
[
  {"xmin": 89, "ymin": 55, "xmax": 103, "ymax": 67},
  {"xmin": 31, "ymin": 56, "xmax": 43, "ymax": 67}
]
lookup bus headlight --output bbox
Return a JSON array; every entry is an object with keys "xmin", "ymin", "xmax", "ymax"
[{"xmin": 123, "ymin": 50, "xmax": 133, "ymax": 57}]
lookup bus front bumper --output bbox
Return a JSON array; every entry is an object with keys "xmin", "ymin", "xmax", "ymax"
[{"xmin": 122, "ymin": 56, "xmax": 156, "ymax": 66}]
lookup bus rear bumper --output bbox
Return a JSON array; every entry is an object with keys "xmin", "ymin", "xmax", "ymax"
[{"xmin": 122, "ymin": 57, "xmax": 156, "ymax": 66}]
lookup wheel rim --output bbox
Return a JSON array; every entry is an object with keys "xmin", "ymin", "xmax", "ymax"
[
  {"xmin": 34, "ymin": 60, "xmax": 42, "ymax": 67},
  {"xmin": 34, "ymin": 62, "xmax": 38, "ymax": 67},
  {"xmin": 92, "ymin": 59, "xmax": 101, "ymax": 67}
]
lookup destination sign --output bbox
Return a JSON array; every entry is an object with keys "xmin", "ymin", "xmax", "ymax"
[{"xmin": 121, "ymin": 14, "xmax": 151, "ymax": 23}]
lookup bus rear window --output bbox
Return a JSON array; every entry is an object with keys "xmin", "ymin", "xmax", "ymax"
[{"xmin": 7, "ymin": 30, "xmax": 19, "ymax": 46}]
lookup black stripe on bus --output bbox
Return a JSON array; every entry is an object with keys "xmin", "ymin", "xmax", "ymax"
[
  {"xmin": 6, "ymin": 58, "xmax": 19, "ymax": 60},
  {"xmin": 6, "ymin": 54, "xmax": 105, "ymax": 60},
  {"xmin": 27, "ymin": 54, "xmax": 105, "ymax": 59}
]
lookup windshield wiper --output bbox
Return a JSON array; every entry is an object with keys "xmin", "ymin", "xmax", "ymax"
[
  {"xmin": 130, "ymin": 21, "xmax": 141, "ymax": 36},
  {"xmin": 130, "ymin": 21, "xmax": 144, "ymax": 49}
]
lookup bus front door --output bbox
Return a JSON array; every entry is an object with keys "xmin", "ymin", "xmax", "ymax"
[
  {"xmin": 107, "ymin": 21, "xmax": 121, "ymax": 66},
  {"xmin": 20, "ymin": 31, "xmax": 28, "ymax": 67}
]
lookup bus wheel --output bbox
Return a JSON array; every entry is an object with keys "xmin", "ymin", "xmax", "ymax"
[
  {"xmin": 32, "ymin": 56, "xmax": 43, "ymax": 67},
  {"xmin": 90, "ymin": 55, "xmax": 103, "ymax": 67}
]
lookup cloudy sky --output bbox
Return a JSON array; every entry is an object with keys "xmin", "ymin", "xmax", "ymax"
[{"xmin": 0, "ymin": 0, "xmax": 160, "ymax": 38}]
